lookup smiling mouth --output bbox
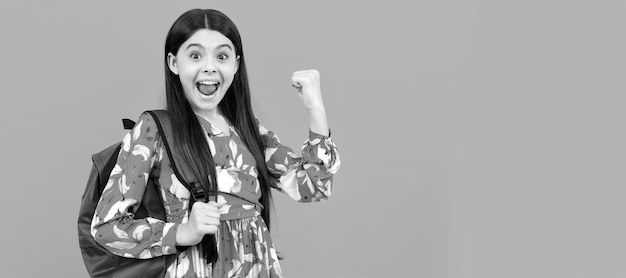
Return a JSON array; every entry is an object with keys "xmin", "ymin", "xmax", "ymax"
[{"xmin": 196, "ymin": 80, "xmax": 220, "ymax": 96}]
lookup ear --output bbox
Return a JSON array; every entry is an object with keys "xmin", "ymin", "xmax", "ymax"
[
  {"xmin": 167, "ymin": 53, "xmax": 179, "ymax": 75},
  {"xmin": 235, "ymin": 55, "xmax": 240, "ymax": 73}
]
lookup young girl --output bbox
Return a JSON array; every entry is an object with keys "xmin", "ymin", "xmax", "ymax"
[{"xmin": 91, "ymin": 8, "xmax": 340, "ymax": 278}]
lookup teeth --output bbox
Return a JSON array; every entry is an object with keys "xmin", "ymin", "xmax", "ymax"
[{"xmin": 197, "ymin": 80, "xmax": 219, "ymax": 85}]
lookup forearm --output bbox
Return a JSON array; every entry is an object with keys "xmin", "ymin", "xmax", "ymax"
[
  {"xmin": 92, "ymin": 215, "xmax": 178, "ymax": 258},
  {"xmin": 307, "ymin": 107, "xmax": 329, "ymax": 137}
]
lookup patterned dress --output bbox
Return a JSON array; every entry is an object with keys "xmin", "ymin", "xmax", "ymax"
[{"xmin": 91, "ymin": 112, "xmax": 341, "ymax": 278}]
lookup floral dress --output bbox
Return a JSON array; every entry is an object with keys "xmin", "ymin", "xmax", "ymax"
[{"xmin": 91, "ymin": 112, "xmax": 341, "ymax": 278}]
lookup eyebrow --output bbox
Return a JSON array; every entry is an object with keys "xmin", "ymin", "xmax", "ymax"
[
  {"xmin": 185, "ymin": 43, "xmax": 233, "ymax": 51},
  {"xmin": 216, "ymin": 44, "xmax": 233, "ymax": 51}
]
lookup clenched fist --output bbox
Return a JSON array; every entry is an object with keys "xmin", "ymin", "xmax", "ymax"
[
  {"xmin": 176, "ymin": 201, "xmax": 223, "ymax": 246},
  {"xmin": 292, "ymin": 69, "xmax": 325, "ymax": 112},
  {"xmin": 291, "ymin": 69, "xmax": 330, "ymax": 136}
]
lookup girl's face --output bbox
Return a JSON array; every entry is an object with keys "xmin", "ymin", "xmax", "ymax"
[{"xmin": 167, "ymin": 29, "xmax": 239, "ymax": 116}]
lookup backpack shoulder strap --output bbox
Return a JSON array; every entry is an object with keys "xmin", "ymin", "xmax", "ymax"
[
  {"xmin": 145, "ymin": 110, "xmax": 207, "ymax": 202},
  {"xmin": 147, "ymin": 110, "xmax": 219, "ymax": 263}
]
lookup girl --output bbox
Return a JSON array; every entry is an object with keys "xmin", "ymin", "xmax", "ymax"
[{"xmin": 91, "ymin": 8, "xmax": 340, "ymax": 278}]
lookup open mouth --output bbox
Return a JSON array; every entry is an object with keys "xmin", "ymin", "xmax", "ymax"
[{"xmin": 196, "ymin": 80, "xmax": 220, "ymax": 96}]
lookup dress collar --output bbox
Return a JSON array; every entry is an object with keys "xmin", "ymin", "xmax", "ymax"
[{"xmin": 196, "ymin": 115, "xmax": 232, "ymax": 137}]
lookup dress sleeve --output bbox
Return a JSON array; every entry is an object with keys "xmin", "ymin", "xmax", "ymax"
[
  {"xmin": 90, "ymin": 112, "xmax": 178, "ymax": 259},
  {"xmin": 260, "ymin": 124, "xmax": 341, "ymax": 202}
]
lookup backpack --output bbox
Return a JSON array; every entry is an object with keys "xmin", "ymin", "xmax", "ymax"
[{"xmin": 77, "ymin": 110, "xmax": 215, "ymax": 278}]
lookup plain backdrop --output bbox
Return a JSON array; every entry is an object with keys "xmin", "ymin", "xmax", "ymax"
[{"xmin": 1, "ymin": 1, "xmax": 625, "ymax": 277}]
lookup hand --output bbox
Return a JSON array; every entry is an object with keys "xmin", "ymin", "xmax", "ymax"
[
  {"xmin": 292, "ymin": 69, "xmax": 325, "ymax": 112},
  {"xmin": 176, "ymin": 201, "xmax": 223, "ymax": 246}
]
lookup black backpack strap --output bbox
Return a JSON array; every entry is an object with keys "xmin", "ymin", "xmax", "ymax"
[
  {"xmin": 145, "ymin": 110, "xmax": 218, "ymax": 263},
  {"xmin": 146, "ymin": 110, "xmax": 207, "ymax": 203}
]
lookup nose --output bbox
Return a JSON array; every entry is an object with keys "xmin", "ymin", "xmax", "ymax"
[{"xmin": 202, "ymin": 58, "xmax": 217, "ymax": 74}]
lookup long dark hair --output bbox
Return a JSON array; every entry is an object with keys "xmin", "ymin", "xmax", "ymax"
[{"xmin": 164, "ymin": 9, "xmax": 274, "ymax": 228}]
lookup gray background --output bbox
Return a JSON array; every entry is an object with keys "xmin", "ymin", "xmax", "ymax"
[{"xmin": 1, "ymin": 0, "xmax": 625, "ymax": 277}]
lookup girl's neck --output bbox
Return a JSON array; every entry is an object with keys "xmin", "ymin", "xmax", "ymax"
[{"xmin": 195, "ymin": 107, "xmax": 223, "ymax": 122}]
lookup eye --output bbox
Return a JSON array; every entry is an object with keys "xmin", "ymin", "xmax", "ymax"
[
  {"xmin": 217, "ymin": 53, "xmax": 229, "ymax": 61},
  {"xmin": 189, "ymin": 52, "xmax": 201, "ymax": 60}
]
